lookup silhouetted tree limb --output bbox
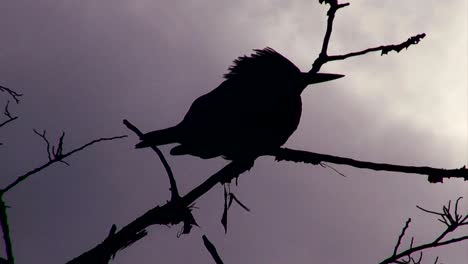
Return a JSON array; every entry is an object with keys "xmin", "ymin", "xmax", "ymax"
[
  {"xmin": 311, "ymin": 0, "xmax": 350, "ymax": 73},
  {"xmin": 67, "ymin": 120, "xmax": 253, "ymax": 263},
  {"xmin": 380, "ymin": 198, "xmax": 468, "ymax": 264},
  {"xmin": 67, "ymin": 1, "xmax": 446, "ymax": 263},
  {"xmin": 328, "ymin": 33, "xmax": 426, "ymax": 61},
  {"xmin": 0, "ymin": 196, "xmax": 14, "ymax": 264},
  {"xmin": 0, "ymin": 101, "xmax": 18, "ymax": 130},
  {"xmin": 0, "ymin": 85, "xmax": 21, "ymax": 104},
  {"xmin": 273, "ymin": 148, "xmax": 468, "ymax": 183},
  {"xmin": 123, "ymin": 119, "xmax": 179, "ymax": 200},
  {"xmin": 311, "ymin": 1, "xmax": 425, "ymax": 73},
  {"xmin": 67, "ymin": 161, "xmax": 250, "ymax": 263},
  {"xmin": 202, "ymin": 235, "xmax": 224, "ymax": 264},
  {"xmin": 0, "ymin": 132, "xmax": 127, "ymax": 263},
  {"xmin": 1, "ymin": 133, "xmax": 127, "ymax": 193},
  {"xmin": 0, "ymin": 85, "xmax": 21, "ymax": 146},
  {"xmin": 75, "ymin": 120, "xmax": 468, "ymax": 262},
  {"xmin": 221, "ymin": 185, "xmax": 251, "ymax": 232}
]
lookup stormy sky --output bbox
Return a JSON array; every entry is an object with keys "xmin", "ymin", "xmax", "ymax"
[{"xmin": 0, "ymin": 0, "xmax": 467, "ymax": 263}]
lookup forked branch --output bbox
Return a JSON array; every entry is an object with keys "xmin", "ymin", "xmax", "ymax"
[
  {"xmin": 311, "ymin": 0, "xmax": 425, "ymax": 73},
  {"xmin": 380, "ymin": 198, "xmax": 468, "ymax": 264}
]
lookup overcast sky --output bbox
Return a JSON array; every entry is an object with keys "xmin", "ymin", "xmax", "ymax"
[{"xmin": 0, "ymin": 0, "xmax": 467, "ymax": 263}]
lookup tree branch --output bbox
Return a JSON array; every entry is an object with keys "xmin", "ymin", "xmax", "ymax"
[
  {"xmin": 328, "ymin": 33, "xmax": 426, "ymax": 61},
  {"xmin": 123, "ymin": 119, "xmax": 180, "ymax": 200},
  {"xmin": 0, "ymin": 85, "xmax": 21, "ymax": 104},
  {"xmin": 380, "ymin": 198, "xmax": 468, "ymax": 264},
  {"xmin": 202, "ymin": 235, "xmax": 224, "ymax": 264},
  {"xmin": 310, "ymin": 1, "xmax": 425, "ymax": 73},
  {"xmin": 67, "ymin": 121, "xmax": 254, "ymax": 263},
  {"xmin": 311, "ymin": 0, "xmax": 350, "ymax": 73},
  {"xmin": 273, "ymin": 148, "xmax": 468, "ymax": 183},
  {"xmin": 0, "ymin": 101, "xmax": 18, "ymax": 130},
  {"xmin": 0, "ymin": 195, "xmax": 14, "ymax": 264},
  {"xmin": 1, "ymin": 134, "xmax": 127, "ymax": 193}
]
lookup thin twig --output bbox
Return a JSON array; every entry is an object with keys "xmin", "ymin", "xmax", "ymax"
[
  {"xmin": 327, "ymin": 33, "xmax": 426, "ymax": 61},
  {"xmin": 1, "ymin": 135, "xmax": 127, "ymax": 193},
  {"xmin": 0, "ymin": 101, "xmax": 18, "ymax": 129},
  {"xmin": 393, "ymin": 218, "xmax": 411, "ymax": 256},
  {"xmin": 0, "ymin": 85, "xmax": 22, "ymax": 104},
  {"xmin": 310, "ymin": 1, "xmax": 425, "ymax": 74},
  {"xmin": 381, "ymin": 199, "xmax": 468, "ymax": 264},
  {"xmin": 123, "ymin": 119, "xmax": 180, "ymax": 200}
]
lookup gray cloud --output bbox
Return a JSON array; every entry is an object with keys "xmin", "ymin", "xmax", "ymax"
[{"xmin": 0, "ymin": 0, "xmax": 466, "ymax": 263}]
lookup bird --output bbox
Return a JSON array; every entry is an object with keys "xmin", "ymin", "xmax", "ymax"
[{"xmin": 136, "ymin": 47, "xmax": 343, "ymax": 161}]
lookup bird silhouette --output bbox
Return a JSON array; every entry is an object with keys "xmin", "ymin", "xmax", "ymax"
[{"xmin": 136, "ymin": 47, "xmax": 343, "ymax": 160}]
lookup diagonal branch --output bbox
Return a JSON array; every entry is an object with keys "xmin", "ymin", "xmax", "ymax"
[
  {"xmin": 67, "ymin": 161, "xmax": 251, "ymax": 263},
  {"xmin": 0, "ymin": 85, "xmax": 22, "ymax": 104},
  {"xmin": 1, "ymin": 134, "xmax": 127, "ymax": 193},
  {"xmin": 273, "ymin": 148, "xmax": 468, "ymax": 183},
  {"xmin": 202, "ymin": 235, "xmax": 224, "ymax": 264},
  {"xmin": 123, "ymin": 119, "xmax": 179, "ymax": 200},
  {"xmin": 0, "ymin": 101, "xmax": 18, "ymax": 129},
  {"xmin": 67, "ymin": 121, "xmax": 254, "ymax": 263},
  {"xmin": 380, "ymin": 199, "xmax": 468, "ymax": 264}
]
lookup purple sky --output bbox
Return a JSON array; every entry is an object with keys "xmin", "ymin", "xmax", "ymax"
[{"xmin": 0, "ymin": 0, "xmax": 467, "ymax": 263}]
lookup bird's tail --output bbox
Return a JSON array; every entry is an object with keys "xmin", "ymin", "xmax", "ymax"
[{"xmin": 135, "ymin": 126, "xmax": 180, "ymax": 149}]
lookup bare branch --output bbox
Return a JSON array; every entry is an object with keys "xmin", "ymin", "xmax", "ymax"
[
  {"xmin": 33, "ymin": 129, "xmax": 52, "ymax": 161},
  {"xmin": 311, "ymin": 0, "xmax": 350, "ymax": 73},
  {"xmin": 68, "ymin": 121, "xmax": 254, "ymax": 263},
  {"xmin": 273, "ymin": 148, "xmax": 468, "ymax": 183},
  {"xmin": 327, "ymin": 34, "xmax": 426, "ymax": 62},
  {"xmin": 0, "ymin": 195, "xmax": 14, "ymax": 264},
  {"xmin": 0, "ymin": 101, "xmax": 18, "ymax": 129},
  {"xmin": 393, "ymin": 218, "xmax": 411, "ymax": 257},
  {"xmin": 0, "ymin": 85, "xmax": 22, "ymax": 104},
  {"xmin": 123, "ymin": 119, "xmax": 180, "ymax": 200},
  {"xmin": 310, "ymin": 1, "xmax": 425, "ymax": 74},
  {"xmin": 230, "ymin": 193, "xmax": 250, "ymax": 212},
  {"xmin": 380, "ymin": 199, "xmax": 468, "ymax": 264},
  {"xmin": 202, "ymin": 235, "xmax": 224, "ymax": 264},
  {"xmin": 1, "ymin": 134, "xmax": 127, "ymax": 193}
]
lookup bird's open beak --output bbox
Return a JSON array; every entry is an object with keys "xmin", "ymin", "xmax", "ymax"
[{"xmin": 308, "ymin": 73, "xmax": 345, "ymax": 84}]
